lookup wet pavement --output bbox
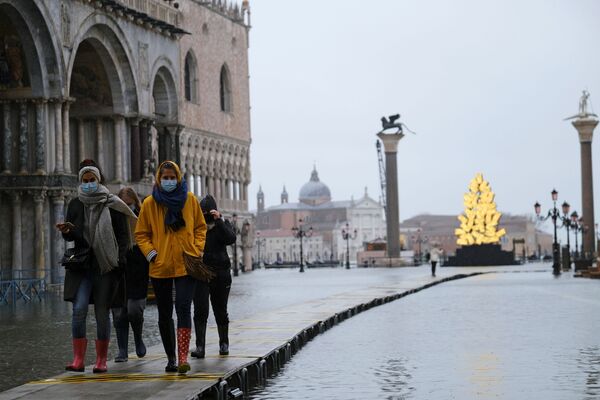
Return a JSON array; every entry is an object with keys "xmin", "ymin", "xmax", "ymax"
[
  {"xmin": 2, "ymin": 263, "xmax": 596, "ymax": 399},
  {"xmin": 249, "ymin": 269, "xmax": 600, "ymax": 400}
]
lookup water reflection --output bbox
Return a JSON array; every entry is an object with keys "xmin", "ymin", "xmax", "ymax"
[{"xmin": 250, "ymin": 272, "xmax": 600, "ymax": 399}]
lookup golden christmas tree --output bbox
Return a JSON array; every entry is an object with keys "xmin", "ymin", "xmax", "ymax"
[{"xmin": 455, "ymin": 173, "xmax": 507, "ymax": 246}]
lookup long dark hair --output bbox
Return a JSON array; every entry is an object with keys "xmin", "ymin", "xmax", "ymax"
[{"xmin": 118, "ymin": 187, "xmax": 142, "ymax": 211}]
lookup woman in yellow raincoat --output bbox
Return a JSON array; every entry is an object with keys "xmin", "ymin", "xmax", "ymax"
[{"xmin": 135, "ymin": 161, "xmax": 206, "ymax": 374}]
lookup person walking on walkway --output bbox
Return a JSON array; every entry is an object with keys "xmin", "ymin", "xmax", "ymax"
[
  {"xmin": 191, "ymin": 195, "xmax": 236, "ymax": 359},
  {"xmin": 430, "ymin": 244, "xmax": 443, "ymax": 277},
  {"xmin": 57, "ymin": 160, "xmax": 137, "ymax": 374},
  {"xmin": 135, "ymin": 161, "xmax": 207, "ymax": 374},
  {"xmin": 111, "ymin": 187, "xmax": 149, "ymax": 362}
]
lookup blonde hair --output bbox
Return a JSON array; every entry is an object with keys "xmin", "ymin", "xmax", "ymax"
[{"xmin": 118, "ymin": 187, "xmax": 142, "ymax": 210}]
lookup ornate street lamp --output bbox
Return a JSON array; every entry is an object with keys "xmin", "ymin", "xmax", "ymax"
[
  {"xmin": 534, "ymin": 189, "xmax": 563, "ymax": 275},
  {"xmin": 570, "ymin": 211, "xmax": 586, "ymax": 259},
  {"xmin": 341, "ymin": 223, "xmax": 358, "ymax": 269},
  {"xmin": 255, "ymin": 230, "xmax": 266, "ymax": 269},
  {"xmin": 292, "ymin": 218, "xmax": 313, "ymax": 273},
  {"xmin": 560, "ymin": 201, "xmax": 572, "ymax": 271}
]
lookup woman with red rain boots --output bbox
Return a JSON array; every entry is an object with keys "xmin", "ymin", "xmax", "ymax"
[{"xmin": 57, "ymin": 159, "xmax": 137, "ymax": 373}]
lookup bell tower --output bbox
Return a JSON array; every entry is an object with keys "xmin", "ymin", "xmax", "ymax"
[
  {"xmin": 257, "ymin": 185, "xmax": 265, "ymax": 213},
  {"xmin": 281, "ymin": 185, "xmax": 288, "ymax": 204}
]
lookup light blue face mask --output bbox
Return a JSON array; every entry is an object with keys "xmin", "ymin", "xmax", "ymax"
[
  {"xmin": 81, "ymin": 181, "xmax": 98, "ymax": 194},
  {"xmin": 161, "ymin": 179, "xmax": 177, "ymax": 193}
]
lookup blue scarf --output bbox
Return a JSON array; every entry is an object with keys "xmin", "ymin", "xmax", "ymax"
[{"xmin": 152, "ymin": 178, "xmax": 188, "ymax": 232}]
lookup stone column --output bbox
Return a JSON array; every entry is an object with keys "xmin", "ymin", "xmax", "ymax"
[
  {"xmin": 96, "ymin": 118, "xmax": 104, "ymax": 168},
  {"xmin": 62, "ymin": 100, "xmax": 72, "ymax": 173},
  {"xmin": 2, "ymin": 101, "xmax": 12, "ymax": 173},
  {"xmin": 33, "ymin": 191, "xmax": 46, "ymax": 280},
  {"xmin": 50, "ymin": 191, "xmax": 66, "ymax": 284},
  {"xmin": 200, "ymin": 173, "xmax": 206, "ymax": 196},
  {"xmin": 11, "ymin": 192, "xmax": 22, "ymax": 280},
  {"xmin": 140, "ymin": 120, "xmax": 149, "ymax": 168},
  {"xmin": 17, "ymin": 100, "xmax": 28, "ymax": 174},
  {"xmin": 113, "ymin": 116, "xmax": 125, "ymax": 182},
  {"xmin": 215, "ymin": 176, "xmax": 221, "ymax": 200},
  {"xmin": 53, "ymin": 100, "xmax": 63, "ymax": 173},
  {"xmin": 377, "ymin": 132, "xmax": 405, "ymax": 258},
  {"xmin": 572, "ymin": 117, "xmax": 598, "ymax": 256},
  {"xmin": 77, "ymin": 118, "xmax": 85, "ymax": 162},
  {"xmin": 34, "ymin": 99, "xmax": 47, "ymax": 174},
  {"xmin": 130, "ymin": 119, "xmax": 141, "ymax": 181}
]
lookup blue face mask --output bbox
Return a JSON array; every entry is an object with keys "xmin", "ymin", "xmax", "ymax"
[
  {"xmin": 81, "ymin": 181, "xmax": 98, "ymax": 194},
  {"xmin": 161, "ymin": 179, "xmax": 178, "ymax": 193}
]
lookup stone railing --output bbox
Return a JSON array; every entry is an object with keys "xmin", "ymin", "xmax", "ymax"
[{"xmin": 117, "ymin": 0, "xmax": 181, "ymax": 26}]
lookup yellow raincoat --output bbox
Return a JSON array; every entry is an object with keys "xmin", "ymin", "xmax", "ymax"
[{"xmin": 135, "ymin": 161, "xmax": 207, "ymax": 279}]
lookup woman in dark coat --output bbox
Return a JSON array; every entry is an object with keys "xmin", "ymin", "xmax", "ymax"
[
  {"xmin": 57, "ymin": 160, "xmax": 137, "ymax": 373},
  {"xmin": 191, "ymin": 194, "xmax": 236, "ymax": 358},
  {"xmin": 111, "ymin": 187, "xmax": 149, "ymax": 362}
]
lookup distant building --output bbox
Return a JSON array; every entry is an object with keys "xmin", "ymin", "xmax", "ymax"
[
  {"xmin": 254, "ymin": 167, "xmax": 386, "ymax": 263},
  {"xmin": 401, "ymin": 214, "xmax": 554, "ymax": 259}
]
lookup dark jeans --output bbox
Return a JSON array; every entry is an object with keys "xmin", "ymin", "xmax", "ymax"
[
  {"xmin": 72, "ymin": 271, "xmax": 112, "ymax": 340},
  {"xmin": 193, "ymin": 270, "xmax": 232, "ymax": 326},
  {"xmin": 431, "ymin": 261, "xmax": 437, "ymax": 276},
  {"xmin": 151, "ymin": 275, "xmax": 196, "ymax": 329}
]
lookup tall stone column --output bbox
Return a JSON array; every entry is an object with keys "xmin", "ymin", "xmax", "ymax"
[
  {"xmin": 17, "ymin": 100, "xmax": 28, "ymax": 174},
  {"xmin": 77, "ymin": 118, "xmax": 85, "ymax": 162},
  {"xmin": 50, "ymin": 191, "xmax": 66, "ymax": 284},
  {"xmin": 215, "ymin": 176, "xmax": 221, "ymax": 200},
  {"xmin": 130, "ymin": 119, "xmax": 141, "ymax": 181},
  {"xmin": 11, "ymin": 192, "xmax": 22, "ymax": 279},
  {"xmin": 113, "ymin": 116, "xmax": 125, "ymax": 182},
  {"xmin": 33, "ymin": 191, "xmax": 46, "ymax": 280},
  {"xmin": 377, "ymin": 132, "xmax": 405, "ymax": 258},
  {"xmin": 62, "ymin": 100, "xmax": 72, "ymax": 173},
  {"xmin": 34, "ymin": 99, "xmax": 47, "ymax": 174},
  {"xmin": 96, "ymin": 118, "xmax": 104, "ymax": 168},
  {"xmin": 53, "ymin": 100, "xmax": 64, "ymax": 173},
  {"xmin": 140, "ymin": 120, "xmax": 149, "ymax": 168},
  {"xmin": 572, "ymin": 117, "xmax": 598, "ymax": 256},
  {"xmin": 2, "ymin": 101, "xmax": 12, "ymax": 173}
]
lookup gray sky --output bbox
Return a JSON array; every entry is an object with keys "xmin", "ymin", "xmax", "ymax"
[{"xmin": 247, "ymin": 0, "xmax": 600, "ymax": 227}]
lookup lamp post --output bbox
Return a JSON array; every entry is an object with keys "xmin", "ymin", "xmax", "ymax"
[
  {"xmin": 571, "ymin": 211, "xmax": 586, "ymax": 259},
  {"xmin": 232, "ymin": 213, "xmax": 239, "ymax": 276},
  {"xmin": 341, "ymin": 222, "xmax": 358, "ymax": 269},
  {"xmin": 534, "ymin": 189, "xmax": 562, "ymax": 276},
  {"xmin": 560, "ymin": 201, "xmax": 572, "ymax": 271},
  {"xmin": 292, "ymin": 218, "xmax": 313, "ymax": 273},
  {"xmin": 255, "ymin": 230, "xmax": 266, "ymax": 269}
]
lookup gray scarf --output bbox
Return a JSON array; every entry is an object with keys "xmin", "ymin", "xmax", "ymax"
[{"xmin": 78, "ymin": 184, "xmax": 137, "ymax": 274}]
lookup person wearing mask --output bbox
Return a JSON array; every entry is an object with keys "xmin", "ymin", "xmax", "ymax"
[
  {"xmin": 135, "ymin": 161, "xmax": 207, "ymax": 374},
  {"xmin": 57, "ymin": 160, "xmax": 136, "ymax": 373},
  {"xmin": 191, "ymin": 195, "xmax": 236, "ymax": 359},
  {"xmin": 111, "ymin": 187, "xmax": 149, "ymax": 362}
]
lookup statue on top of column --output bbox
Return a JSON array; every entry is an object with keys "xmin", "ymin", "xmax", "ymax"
[{"xmin": 565, "ymin": 90, "xmax": 598, "ymax": 120}]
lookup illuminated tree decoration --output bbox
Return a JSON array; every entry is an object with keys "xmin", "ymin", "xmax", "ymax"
[{"xmin": 455, "ymin": 173, "xmax": 507, "ymax": 246}]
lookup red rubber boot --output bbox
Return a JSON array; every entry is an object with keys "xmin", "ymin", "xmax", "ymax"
[
  {"xmin": 65, "ymin": 338, "xmax": 88, "ymax": 372},
  {"xmin": 177, "ymin": 328, "xmax": 192, "ymax": 374},
  {"xmin": 93, "ymin": 339, "xmax": 110, "ymax": 373}
]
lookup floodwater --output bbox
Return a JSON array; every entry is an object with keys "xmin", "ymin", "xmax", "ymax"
[{"xmin": 248, "ymin": 271, "xmax": 600, "ymax": 399}]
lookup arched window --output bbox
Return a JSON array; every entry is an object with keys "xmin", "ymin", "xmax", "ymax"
[
  {"xmin": 220, "ymin": 64, "xmax": 232, "ymax": 112},
  {"xmin": 184, "ymin": 51, "xmax": 198, "ymax": 102}
]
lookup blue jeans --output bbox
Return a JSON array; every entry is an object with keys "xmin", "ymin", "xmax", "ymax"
[
  {"xmin": 72, "ymin": 272, "xmax": 111, "ymax": 340},
  {"xmin": 151, "ymin": 275, "xmax": 196, "ymax": 329}
]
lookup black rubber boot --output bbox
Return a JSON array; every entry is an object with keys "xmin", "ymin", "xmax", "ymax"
[
  {"xmin": 158, "ymin": 320, "xmax": 177, "ymax": 372},
  {"xmin": 217, "ymin": 324, "xmax": 229, "ymax": 356},
  {"xmin": 130, "ymin": 320, "xmax": 146, "ymax": 358},
  {"xmin": 191, "ymin": 318, "xmax": 206, "ymax": 359},
  {"xmin": 114, "ymin": 326, "xmax": 129, "ymax": 362}
]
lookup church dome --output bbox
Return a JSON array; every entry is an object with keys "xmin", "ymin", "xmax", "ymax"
[{"xmin": 299, "ymin": 167, "xmax": 331, "ymax": 205}]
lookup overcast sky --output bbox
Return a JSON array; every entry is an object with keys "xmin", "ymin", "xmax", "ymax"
[{"xmin": 247, "ymin": 0, "xmax": 600, "ymax": 227}]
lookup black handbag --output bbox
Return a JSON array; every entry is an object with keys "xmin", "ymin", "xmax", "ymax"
[{"xmin": 61, "ymin": 247, "xmax": 90, "ymax": 270}]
